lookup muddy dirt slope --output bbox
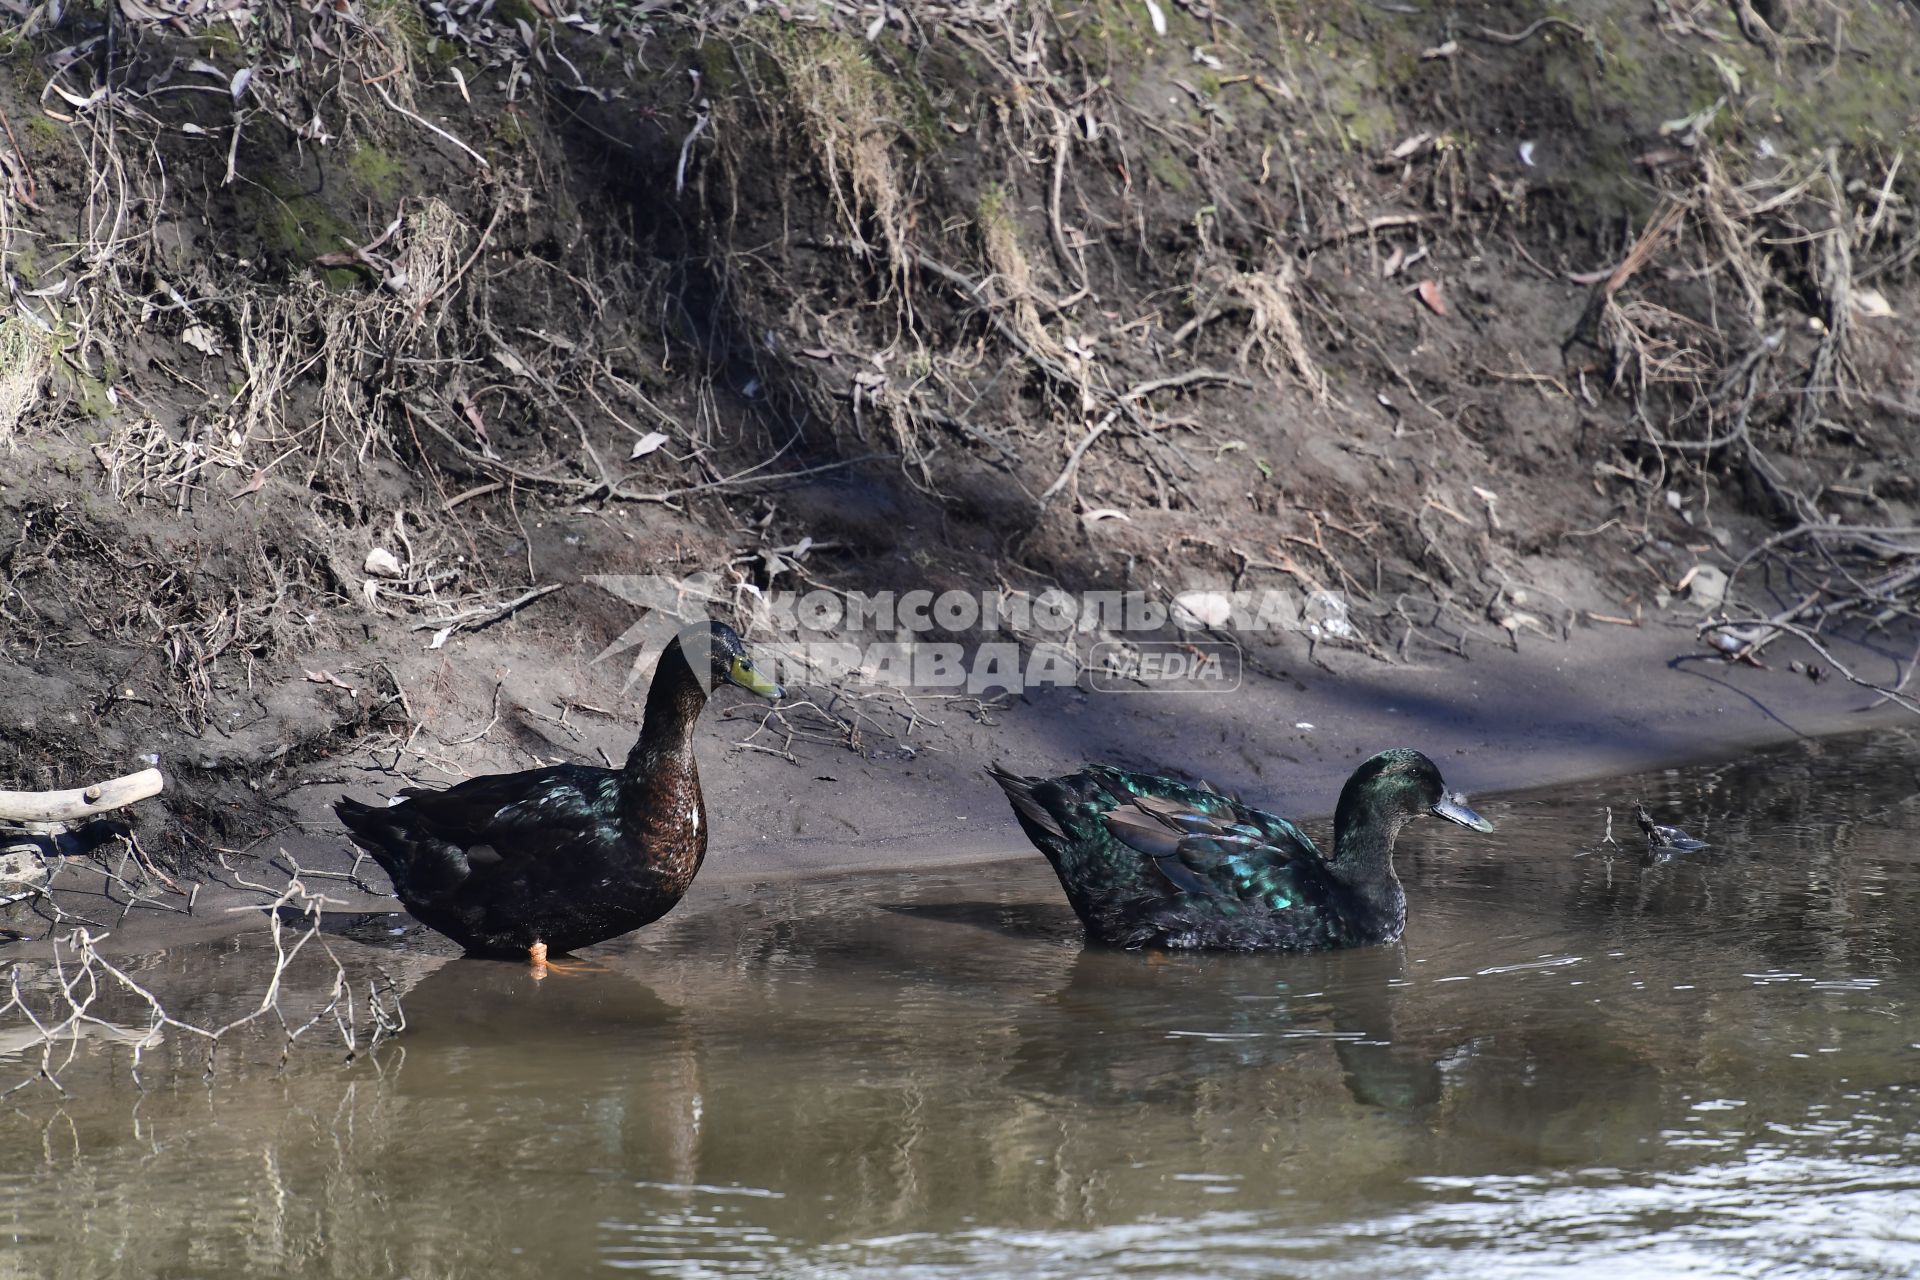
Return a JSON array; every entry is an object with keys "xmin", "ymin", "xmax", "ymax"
[{"xmin": 2, "ymin": 1, "xmax": 1917, "ymax": 886}]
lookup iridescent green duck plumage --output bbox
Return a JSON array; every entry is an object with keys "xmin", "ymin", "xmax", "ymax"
[
  {"xmin": 335, "ymin": 621, "xmax": 782, "ymax": 963},
  {"xmin": 988, "ymin": 749, "xmax": 1493, "ymax": 951}
]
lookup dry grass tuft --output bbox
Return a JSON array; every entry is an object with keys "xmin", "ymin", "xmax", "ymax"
[
  {"xmin": 358, "ymin": 0, "xmax": 428, "ymax": 111},
  {"xmin": 1601, "ymin": 298, "xmax": 1718, "ymax": 395},
  {"xmin": 1226, "ymin": 258, "xmax": 1328, "ymax": 402},
  {"xmin": 977, "ymin": 186, "xmax": 1067, "ymax": 365},
  {"xmin": 396, "ymin": 197, "xmax": 468, "ymax": 319},
  {"xmin": 770, "ymin": 28, "xmax": 910, "ymax": 276},
  {"xmin": 212, "ymin": 198, "xmax": 473, "ymax": 489},
  {"xmin": 0, "ymin": 318, "xmax": 51, "ymax": 447},
  {"xmin": 1693, "ymin": 152, "xmax": 1773, "ymax": 328}
]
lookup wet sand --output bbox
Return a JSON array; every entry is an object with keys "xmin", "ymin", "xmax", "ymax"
[{"xmin": 673, "ymin": 616, "xmax": 1908, "ymax": 887}]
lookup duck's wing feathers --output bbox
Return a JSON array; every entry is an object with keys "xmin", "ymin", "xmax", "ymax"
[
  {"xmin": 989, "ymin": 764, "xmax": 1250, "ymax": 854},
  {"xmin": 339, "ymin": 765, "xmax": 626, "ymax": 905},
  {"xmin": 396, "ymin": 765, "xmax": 623, "ymax": 848},
  {"xmin": 990, "ymin": 762, "xmax": 1348, "ymax": 947},
  {"xmin": 1101, "ymin": 791, "xmax": 1324, "ymax": 906}
]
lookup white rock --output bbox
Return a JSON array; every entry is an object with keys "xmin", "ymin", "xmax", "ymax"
[{"xmin": 1687, "ymin": 565, "xmax": 1729, "ymax": 610}]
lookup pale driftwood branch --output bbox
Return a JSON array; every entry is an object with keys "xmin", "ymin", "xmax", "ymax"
[{"xmin": 0, "ymin": 768, "xmax": 165, "ymax": 825}]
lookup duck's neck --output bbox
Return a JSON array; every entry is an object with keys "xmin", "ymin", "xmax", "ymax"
[
  {"xmin": 1328, "ymin": 792, "xmax": 1409, "ymax": 939},
  {"xmin": 624, "ymin": 653, "xmax": 709, "ymax": 782}
]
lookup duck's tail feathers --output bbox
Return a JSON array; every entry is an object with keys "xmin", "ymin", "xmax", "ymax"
[
  {"xmin": 986, "ymin": 763, "xmax": 1068, "ymax": 843},
  {"xmin": 332, "ymin": 794, "xmax": 457, "ymax": 894},
  {"xmin": 334, "ymin": 795, "xmax": 399, "ymax": 856},
  {"xmin": 333, "ymin": 795, "xmax": 382, "ymax": 836}
]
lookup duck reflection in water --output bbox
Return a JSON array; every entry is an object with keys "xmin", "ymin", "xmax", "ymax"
[
  {"xmin": 388, "ymin": 959, "xmax": 703, "ymax": 1181},
  {"xmin": 999, "ymin": 945, "xmax": 1443, "ymax": 1114}
]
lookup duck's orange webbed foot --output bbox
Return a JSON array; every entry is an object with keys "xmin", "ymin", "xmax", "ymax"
[{"xmin": 527, "ymin": 941, "xmax": 607, "ymax": 979}]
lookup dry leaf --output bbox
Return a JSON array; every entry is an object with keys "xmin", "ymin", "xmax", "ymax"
[
  {"xmin": 1415, "ymin": 279, "xmax": 1448, "ymax": 317},
  {"xmin": 364, "ymin": 547, "xmax": 404, "ymax": 578},
  {"xmin": 629, "ymin": 432, "xmax": 669, "ymax": 460},
  {"xmin": 493, "ymin": 347, "xmax": 535, "ymax": 379},
  {"xmin": 460, "ymin": 398, "xmax": 492, "ymax": 445},
  {"xmin": 1390, "ymin": 132, "xmax": 1431, "ymax": 160},
  {"xmin": 228, "ymin": 470, "xmax": 267, "ymax": 502},
  {"xmin": 181, "ymin": 323, "xmax": 220, "ymax": 354},
  {"xmin": 1636, "ymin": 148, "xmax": 1691, "ymax": 169},
  {"xmin": 304, "ymin": 669, "xmax": 355, "ymax": 692},
  {"xmin": 1852, "ymin": 289, "xmax": 1896, "ymax": 319},
  {"xmin": 50, "ymin": 85, "xmax": 105, "ymax": 110}
]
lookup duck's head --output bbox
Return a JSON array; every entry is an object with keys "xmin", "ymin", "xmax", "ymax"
[
  {"xmin": 1339, "ymin": 748, "xmax": 1493, "ymax": 834},
  {"xmin": 670, "ymin": 620, "xmax": 785, "ymax": 701}
]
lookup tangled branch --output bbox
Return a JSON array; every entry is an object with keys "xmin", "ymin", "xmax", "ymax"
[{"xmin": 1, "ymin": 870, "xmax": 404, "ymax": 1097}]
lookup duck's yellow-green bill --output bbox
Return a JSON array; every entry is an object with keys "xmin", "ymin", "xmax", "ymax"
[
  {"xmin": 1431, "ymin": 793, "xmax": 1493, "ymax": 833},
  {"xmin": 727, "ymin": 655, "xmax": 785, "ymax": 701}
]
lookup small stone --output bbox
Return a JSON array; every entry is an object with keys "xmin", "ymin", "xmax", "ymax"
[{"xmin": 1686, "ymin": 565, "xmax": 1729, "ymax": 610}]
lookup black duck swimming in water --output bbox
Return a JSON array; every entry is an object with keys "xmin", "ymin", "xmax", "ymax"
[
  {"xmin": 335, "ymin": 621, "xmax": 782, "ymax": 967},
  {"xmin": 987, "ymin": 749, "xmax": 1492, "ymax": 951}
]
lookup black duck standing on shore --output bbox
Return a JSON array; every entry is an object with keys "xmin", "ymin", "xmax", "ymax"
[
  {"xmin": 336, "ymin": 620, "xmax": 782, "ymax": 968},
  {"xmin": 988, "ymin": 749, "xmax": 1492, "ymax": 951}
]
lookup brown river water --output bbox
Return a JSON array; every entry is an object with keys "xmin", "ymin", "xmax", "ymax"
[{"xmin": 4, "ymin": 729, "xmax": 1920, "ymax": 1278}]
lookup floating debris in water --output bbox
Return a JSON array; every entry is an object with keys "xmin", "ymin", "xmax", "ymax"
[{"xmin": 1635, "ymin": 801, "xmax": 1709, "ymax": 853}]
